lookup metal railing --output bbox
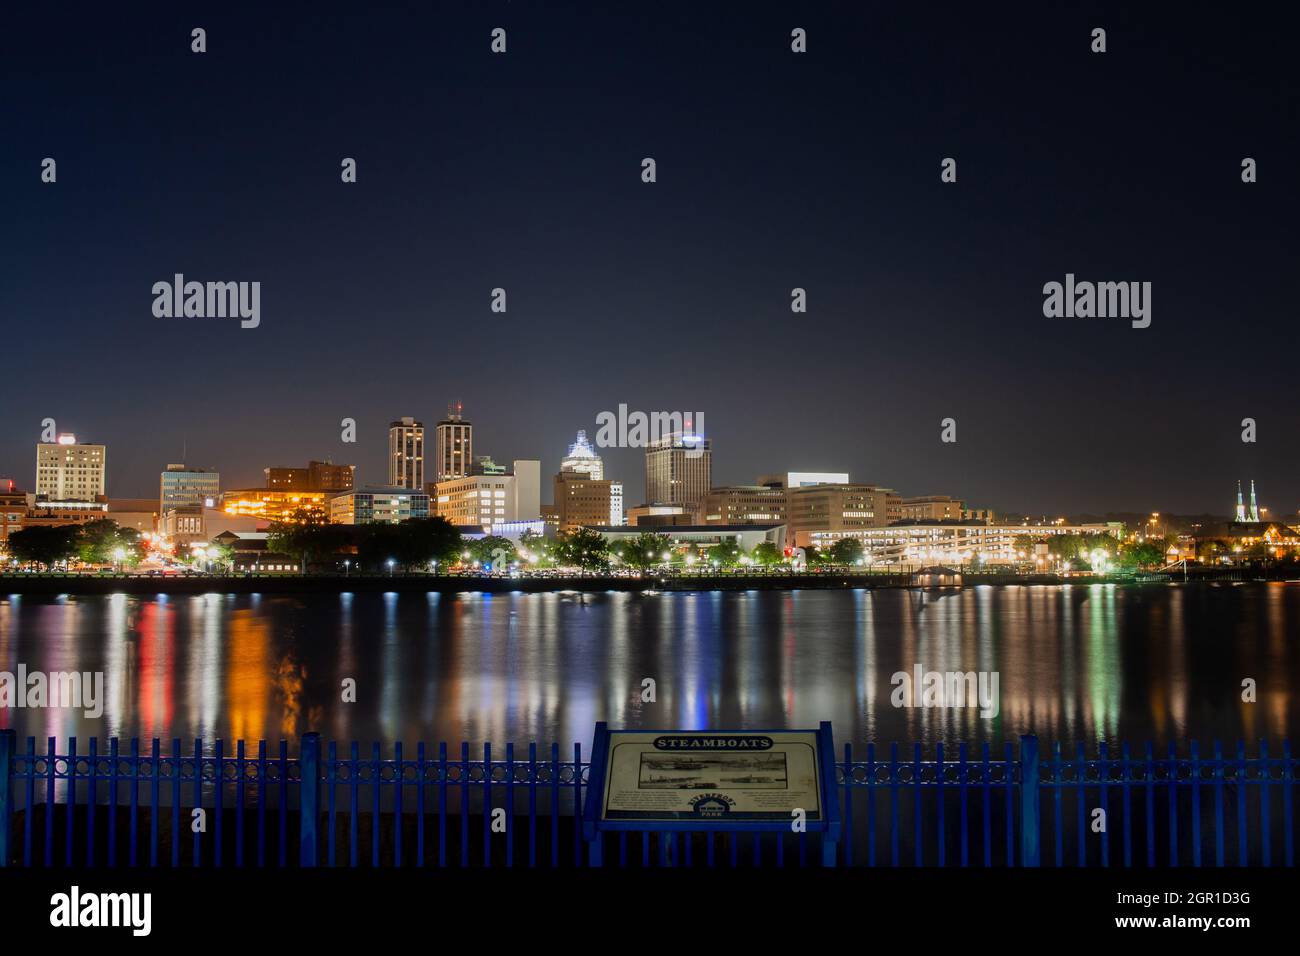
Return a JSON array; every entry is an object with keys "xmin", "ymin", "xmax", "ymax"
[{"xmin": 1, "ymin": 731, "xmax": 1294, "ymax": 867}]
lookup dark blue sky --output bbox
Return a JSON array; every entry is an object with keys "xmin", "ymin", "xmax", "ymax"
[{"xmin": 2, "ymin": 1, "xmax": 1296, "ymax": 514}]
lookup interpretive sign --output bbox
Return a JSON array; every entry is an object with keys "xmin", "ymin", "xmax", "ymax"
[{"xmin": 582, "ymin": 721, "xmax": 842, "ymax": 865}]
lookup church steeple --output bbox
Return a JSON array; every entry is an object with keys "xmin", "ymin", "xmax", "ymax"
[
  {"xmin": 1248, "ymin": 479, "xmax": 1260, "ymax": 523},
  {"xmin": 1235, "ymin": 480, "xmax": 1247, "ymax": 522}
]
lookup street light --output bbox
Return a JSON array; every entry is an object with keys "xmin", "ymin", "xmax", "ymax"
[
  {"xmin": 344, "ymin": 559, "xmax": 351, "ymax": 577},
  {"xmin": 387, "ymin": 558, "xmax": 395, "ymax": 577}
]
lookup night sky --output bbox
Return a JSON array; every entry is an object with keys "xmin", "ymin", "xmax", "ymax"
[{"xmin": 2, "ymin": 1, "xmax": 1296, "ymax": 515}]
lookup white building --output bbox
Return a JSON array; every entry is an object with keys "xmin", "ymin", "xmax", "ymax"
[
  {"xmin": 809, "ymin": 522, "xmax": 1122, "ymax": 566},
  {"xmin": 561, "ymin": 429, "xmax": 603, "ymax": 480},
  {"xmin": 35, "ymin": 435, "xmax": 105, "ymax": 501},
  {"xmin": 434, "ymin": 459, "xmax": 540, "ymax": 532}
]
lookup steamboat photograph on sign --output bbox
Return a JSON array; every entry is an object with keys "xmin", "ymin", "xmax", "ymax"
[{"xmin": 603, "ymin": 731, "xmax": 822, "ymax": 821}]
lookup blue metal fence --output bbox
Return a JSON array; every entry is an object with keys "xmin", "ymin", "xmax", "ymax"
[{"xmin": 1, "ymin": 730, "xmax": 1294, "ymax": 867}]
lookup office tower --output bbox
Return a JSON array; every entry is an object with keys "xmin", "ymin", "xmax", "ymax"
[
  {"xmin": 388, "ymin": 417, "xmax": 425, "ymax": 489},
  {"xmin": 35, "ymin": 434, "xmax": 106, "ymax": 501},
  {"xmin": 435, "ymin": 404, "xmax": 473, "ymax": 481},
  {"xmin": 561, "ymin": 429, "xmax": 603, "ymax": 480},
  {"xmin": 644, "ymin": 432, "xmax": 711, "ymax": 515},
  {"xmin": 160, "ymin": 464, "xmax": 221, "ymax": 512},
  {"xmin": 553, "ymin": 471, "xmax": 620, "ymax": 531}
]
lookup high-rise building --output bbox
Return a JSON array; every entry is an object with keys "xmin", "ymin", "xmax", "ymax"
[
  {"xmin": 160, "ymin": 464, "xmax": 221, "ymax": 513},
  {"xmin": 561, "ymin": 430, "xmax": 603, "ymax": 480},
  {"xmin": 644, "ymin": 432, "xmax": 711, "ymax": 516},
  {"xmin": 35, "ymin": 435, "xmax": 106, "ymax": 501},
  {"xmin": 435, "ymin": 404, "xmax": 473, "ymax": 481},
  {"xmin": 553, "ymin": 471, "xmax": 621, "ymax": 531},
  {"xmin": 388, "ymin": 417, "xmax": 425, "ymax": 489}
]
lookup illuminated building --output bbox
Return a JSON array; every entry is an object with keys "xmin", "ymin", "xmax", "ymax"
[
  {"xmin": 786, "ymin": 483, "xmax": 901, "ymax": 548},
  {"xmin": 434, "ymin": 405, "xmax": 473, "ymax": 481},
  {"xmin": 701, "ymin": 485, "xmax": 789, "ymax": 525},
  {"xmin": 553, "ymin": 471, "xmax": 621, "ymax": 531},
  {"xmin": 221, "ymin": 489, "xmax": 328, "ymax": 522},
  {"xmin": 434, "ymin": 459, "xmax": 540, "ymax": 533},
  {"xmin": 644, "ymin": 432, "xmax": 711, "ymax": 515},
  {"xmin": 160, "ymin": 464, "xmax": 220, "ymax": 512},
  {"xmin": 388, "ymin": 417, "xmax": 425, "ymax": 489},
  {"xmin": 757, "ymin": 472, "xmax": 849, "ymax": 489},
  {"xmin": 35, "ymin": 434, "xmax": 105, "ymax": 501},
  {"xmin": 810, "ymin": 521, "xmax": 1121, "ymax": 565},
  {"xmin": 0, "ymin": 480, "xmax": 27, "ymax": 551},
  {"xmin": 265, "ymin": 461, "xmax": 355, "ymax": 492},
  {"xmin": 328, "ymin": 486, "xmax": 430, "ymax": 524},
  {"xmin": 561, "ymin": 430, "xmax": 603, "ymax": 480},
  {"xmin": 900, "ymin": 495, "xmax": 966, "ymax": 522}
]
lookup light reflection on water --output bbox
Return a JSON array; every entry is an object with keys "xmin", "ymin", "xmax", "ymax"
[{"xmin": 0, "ymin": 584, "xmax": 1294, "ymax": 751}]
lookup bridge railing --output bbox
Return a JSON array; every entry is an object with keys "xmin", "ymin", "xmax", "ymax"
[{"xmin": 1, "ymin": 731, "xmax": 1294, "ymax": 867}]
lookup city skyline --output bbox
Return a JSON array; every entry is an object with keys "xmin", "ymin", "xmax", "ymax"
[{"xmin": 2, "ymin": 4, "xmax": 1294, "ymax": 516}]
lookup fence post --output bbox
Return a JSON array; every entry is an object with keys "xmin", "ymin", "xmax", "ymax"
[
  {"xmin": 1019, "ymin": 734, "xmax": 1040, "ymax": 867},
  {"xmin": 0, "ymin": 730, "xmax": 13, "ymax": 867},
  {"xmin": 300, "ymin": 733, "xmax": 321, "ymax": 867}
]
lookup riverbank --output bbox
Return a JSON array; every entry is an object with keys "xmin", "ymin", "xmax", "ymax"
[{"xmin": 0, "ymin": 567, "xmax": 1282, "ymax": 596}]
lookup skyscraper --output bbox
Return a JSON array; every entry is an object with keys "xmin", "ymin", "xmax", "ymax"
[
  {"xmin": 435, "ymin": 404, "xmax": 473, "ymax": 482},
  {"xmin": 388, "ymin": 417, "xmax": 425, "ymax": 489},
  {"xmin": 561, "ymin": 429, "xmax": 603, "ymax": 480},
  {"xmin": 35, "ymin": 434, "xmax": 106, "ymax": 501},
  {"xmin": 644, "ymin": 432, "xmax": 711, "ymax": 515}
]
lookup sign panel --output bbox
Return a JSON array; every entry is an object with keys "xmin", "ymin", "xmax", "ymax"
[{"xmin": 601, "ymin": 730, "xmax": 822, "ymax": 822}]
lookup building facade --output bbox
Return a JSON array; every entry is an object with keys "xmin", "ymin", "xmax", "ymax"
[
  {"xmin": 35, "ymin": 435, "xmax": 105, "ymax": 501},
  {"xmin": 265, "ymin": 461, "xmax": 355, "ymax": 492},
  {"xmin": 553, "ymin": 471, "xmax": 619, "ymax": 531},
  {"xmin": 433, "ymin": 459, "xmax": 540, "ymax": 532},
  {"xmin": 329, "ymin": 486, "xmax": 430, "ymax": 524},
  {"xmin": 900, "ymin": 495, "xmax": 965, "ymax": 522},
  {"xmin": 160, "ymin": 464, "xmax": 221, "ymax": 513},
  {"xmin": 561, "ymin": 430, "xmax": 603, "ymax": 480},
  {"xmin": 701, "ymin": 485, "xmax": 790, "ymax": 525},
  {"xmin": 786, "ymin": 483, "xmax": 902, "ymax": 547},
  {"xmin": 388, "ymin": 417, "xmax": 425, "ymax": 489},
  {"xmin": 434, "ymin": 407, "xmax": 473, "ymax": 481},
  {"xmin": 644, "ymin": 433, "xmax": 712, "ymax": 515}
]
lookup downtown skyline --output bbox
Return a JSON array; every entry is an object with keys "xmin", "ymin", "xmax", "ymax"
[{"xmin": 2, "ymin": 2, "xmax": 1295, "ymax": 515}]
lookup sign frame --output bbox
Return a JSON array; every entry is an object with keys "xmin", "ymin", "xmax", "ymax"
[{"xmin": 581, "ymin": 721, "xmax": 842, "ymax": 866}]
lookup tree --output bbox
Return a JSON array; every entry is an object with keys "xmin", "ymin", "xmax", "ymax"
[
  {"xmin": 618, "ymin": 532, "xmax": 670, "ymax": 569},
  {"xmin": 555, "ymin": 528, "xmax": 610, "ymax": 570},
  {"xmin": 464, "ymin": 534, "xmax": 518, "ymax": 570},
  {"xmin": 828, "ymin": 538, "xmax": 864, "ymax": 565},
  {"xmin": 6, "ymin": 525, "xmax": 81, "ymax": 568},
  {"xmin": 267, "ymin": 509, "xmax": 349, "ymax": 573},
  {"xmin": 751, "ymin": 541, "xmax": 784, "ymax": 566},
  {"xmin": 355, "ymin": 517, "xmax": 462, "ymax": 571},
  {"xmin": 517, "ymin": 529, "xmax": 557, "ymax": 567}
]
